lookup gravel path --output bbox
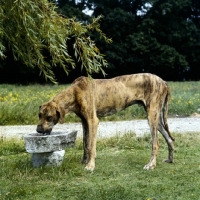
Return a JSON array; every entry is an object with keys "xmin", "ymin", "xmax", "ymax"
[{"xmin": 0, "ymin": 117, "xmax": 200, "ymax": 140}]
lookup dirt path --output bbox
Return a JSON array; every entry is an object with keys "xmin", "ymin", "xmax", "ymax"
[{"xmin": 0, "ymin": 117, "xmax": 200, "ymax": 140}]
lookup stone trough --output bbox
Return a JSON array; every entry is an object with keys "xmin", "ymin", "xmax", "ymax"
[{"xmin": 24, "ymin": 130, "xmax": 77, "ymax": 167}]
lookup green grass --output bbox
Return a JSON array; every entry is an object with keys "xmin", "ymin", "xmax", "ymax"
[
  {"xmin": 0, "ymin": 133, "xmax": 200, "ymax": 200},
  {"xmin": 1, "ymin": 82, "xmax": 200, "ymax": 199},
  {"xmin": 0, "ymin": 81, "xmax": 200, "ymax": 125}
]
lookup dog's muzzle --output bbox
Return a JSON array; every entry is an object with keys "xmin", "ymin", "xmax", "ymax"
[{"xmin": 36, "ymin": 125, "xmax": 52, "ymax": 135}]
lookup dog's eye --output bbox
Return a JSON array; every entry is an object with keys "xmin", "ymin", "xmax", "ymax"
[
  {"xmin": 47, "ymin": 116, "xmax": 53, "ymax": 121},
  {"xmin": 38, "ymin": 113, "xmax": 42, "ymax": 119}
]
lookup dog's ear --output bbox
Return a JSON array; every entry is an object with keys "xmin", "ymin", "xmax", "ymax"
[{"xmin": 56, "ymin": 105, "xmax": 65, "ymax": 124}]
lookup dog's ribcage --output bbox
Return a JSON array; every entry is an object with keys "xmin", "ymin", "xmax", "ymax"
[{"xmin": 93, "ymin": 74, "xmax": 165, "ymax": 117}]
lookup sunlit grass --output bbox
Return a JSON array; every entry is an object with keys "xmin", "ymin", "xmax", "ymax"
[
  {"xmin": 0, "ymin": 84, "xmax": 74, "ymax": 125},
  {"xmin": 168, "ymin": 82, "xmax": 200, "ymax": 116},
  {"xmin": 0, "ymin": 81, "xmax": 200, "ymax": 125},
  {"xmin": 0, "ymin": 133, "xmax": 200, "ymax": 200}
]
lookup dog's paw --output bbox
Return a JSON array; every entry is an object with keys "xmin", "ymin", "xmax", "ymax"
[
  {"xmin": 81, "ymin": 158, "xmax": 88, "ymax": 164},
  {"xmin": 85, "ymin": 163, "xmax": 95, "ymax": 172},
  {"xmin": 81, "ymin": 155, "xmax": 89, "ymax": 164},
  {"xmin": 143, "ymin": 163, "xmax": 156, "ymax": 170},
  {"xmin": 162, "ymin": 159, "xmax": 173, "ymax": 163}
]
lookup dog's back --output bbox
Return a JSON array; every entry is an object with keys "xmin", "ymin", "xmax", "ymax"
[
  {"xmin": 72, "ymin": 73, "xmax": 169, "ymax": 117},
  {"xmin": 91, "ymin": 73, "xmax": 168, "ymax": 116}
]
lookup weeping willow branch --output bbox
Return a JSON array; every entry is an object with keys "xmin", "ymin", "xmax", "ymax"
[
  {"xmin": 0, "ymin": 0, "xmax": 112, "ymax": 83},
  {"xmin": 70, "ymin": 16, "xmax": 112, "ymax": 78}
]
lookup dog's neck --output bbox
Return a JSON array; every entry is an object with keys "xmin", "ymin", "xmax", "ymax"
[{"xmin": 52, "ymin": 87, "xmax": 75, "ymax": 114}]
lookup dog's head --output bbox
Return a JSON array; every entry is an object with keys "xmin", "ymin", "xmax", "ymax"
[{"xmin": 36, "ymin": 101, "xmax": 65, "ymax": 135}]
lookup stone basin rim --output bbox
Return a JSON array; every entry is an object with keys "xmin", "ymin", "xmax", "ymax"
[
  {"xmin": 24, "ymin": 131, "xmax": 77, "ymax": 138},
  {"xmin": 24, "ymin": 130, "xmax": 77, "ymax": 153}
]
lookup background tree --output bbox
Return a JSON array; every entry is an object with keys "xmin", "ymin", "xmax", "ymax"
[
  {"xmin": 56, "ymin": 0, "xmax": 91, "ymax": 22},
  {"xmin": 141, "ymin": 0, "xmax": 200, "ymax": 80},
  {"xmin": 57, "ymin": 0, "xmax": 200, "ymax": 81},
  {"xmin": 64, "ymin": 0, "xmax": 148, "ymax": 78},
  {"xmin": 1, "ymin": 0, "xmax": 200, "ymax": 83},
  {"xmin": 0, "ymin": 0, "xmax": 111, "ymax": 83}
]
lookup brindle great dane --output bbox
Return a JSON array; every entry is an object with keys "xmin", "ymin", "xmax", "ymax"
[{"xmin": 37, "ymin": 73, "xmax": 174, "ymax": 171}]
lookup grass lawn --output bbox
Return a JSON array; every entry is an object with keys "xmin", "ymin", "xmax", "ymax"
[
  {"xmin": 0, "ymin": 82, "xmax": 200, "ymax": 199},
  {"xmin": 0, "ymin": 132, "xmax": 200, "ymax": 200}
]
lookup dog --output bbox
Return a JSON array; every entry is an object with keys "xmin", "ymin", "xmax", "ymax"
[{"xmin": 37, "ymin": 73, "xmax": 174, "ymax": 171}]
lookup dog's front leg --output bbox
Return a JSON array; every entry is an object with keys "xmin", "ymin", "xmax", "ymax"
[
  {"xmin": 81, "ymin": 118, "xmax": 90, "ymax": 164},
  {"xmin": 82, "ymin": 117, "xmax": 98, "ymax": 172}
]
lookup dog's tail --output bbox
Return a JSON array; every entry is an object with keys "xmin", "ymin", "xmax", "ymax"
[{"xmin": 163, "ymin": 84, "xmax": 175, "ymax": 141}]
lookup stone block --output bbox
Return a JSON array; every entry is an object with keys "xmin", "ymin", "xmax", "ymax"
[
  {"xmin": 24, "ymin": 130, "xmax": 77, "ymax": 167},
  {"xmin": 31, "ymin": 150, "xmax": 65, "ymax": 167}
]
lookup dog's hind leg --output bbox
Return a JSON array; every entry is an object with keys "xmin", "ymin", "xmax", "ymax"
[
  {"xmin": 158, "ymin": 108, "xmax": 174, "ymax": 164},
  {"xmin": 143, "ymin": 105, "xmax": 160, "ymax": 170}
]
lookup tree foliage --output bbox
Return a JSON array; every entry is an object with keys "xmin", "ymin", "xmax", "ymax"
[
  {"xmin": 80, "ymin": 0, "xmax": 200, "ymax": 80},
  {"xmin": 0, "ymin": 0, "xmax": 111, "ymax": 83},
  {"xmin": 1, "ymin": 0, "xmax": 200, "ymax": 82}
]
